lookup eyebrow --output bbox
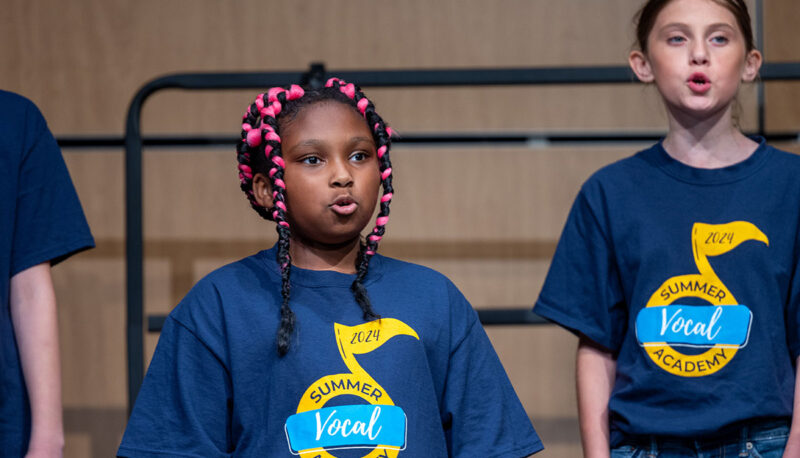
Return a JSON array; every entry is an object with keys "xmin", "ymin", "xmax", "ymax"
[
  {"xmin": 287, "ymin": 136, "xmax": 375, "ymax": 152},
  {"xmin": 659, "ymin": 22, "xmax": 737, "ymax": 32}
]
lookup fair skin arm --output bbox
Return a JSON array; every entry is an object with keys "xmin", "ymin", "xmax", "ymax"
[
  {"xmin": 10, "ymin": 262, "xmax": 64, "ymax": 457},
  {"xmin": 784, "ymin": 356, "xmax": 800, "ymax": 457},
  {"xmin": 577, "ymin": 336, "xmax": 616, "ymax": 458}
]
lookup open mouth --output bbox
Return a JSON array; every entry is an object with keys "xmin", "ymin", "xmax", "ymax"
[
  {"xmin": 687, "ymin": 73, "xmax": 711, "ymax": 93},
  {"xmin": 330, "ymin": 196, "xmax": 358, "ymax": 216}
]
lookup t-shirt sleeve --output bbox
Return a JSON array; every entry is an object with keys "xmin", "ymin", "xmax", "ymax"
[
  {"xmin": 534, "ymin": 186, "xmax": 627, "ymax": 352},
  {"xmin": 117, "ymin": 314, "xmax": 233, "ymax": 457},
  {"xmin": 11, "ymin": 101, "xmax": 94, "ymax": 276},
  {"xmin": 441, "ymin": 283, "xmax": 544, "ymax": 457}
]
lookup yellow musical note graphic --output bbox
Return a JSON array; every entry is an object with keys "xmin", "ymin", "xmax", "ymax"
[
  {"xmin": 643, "ymin": 221, "xmax": 767, "ymax": 376},
  {"xmin": 293, "ymin": 319, "xmax": 419, "ymax": 457}
]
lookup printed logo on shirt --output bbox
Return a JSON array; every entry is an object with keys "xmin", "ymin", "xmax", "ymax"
[
  {"xmin": 635, "ymin": 221, "xmax": 766, "ymax": 377},
  {"xmin": 284, "ymin": 318, "xmax": 419, "ymax": 457}
]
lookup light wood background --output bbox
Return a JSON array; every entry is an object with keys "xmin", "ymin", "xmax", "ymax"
[{"xmin": 3, "ymin": 1, "xmax": 799, "ymax": 456}]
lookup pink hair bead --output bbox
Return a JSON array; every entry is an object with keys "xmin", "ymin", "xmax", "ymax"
[
  {"xmin": 279, "ymin": 221, "xmax": 290, "ymax": 228},
  {"xmin": 261, "ymin": 106, "xmax": 276, "ymax": 119},
  {"xmin": 246, "ymin": 129, "xmax": 262, "ymax": 147},
  {"xmin": 380, "ymin": 193, "xmax": 393, "ymax": 203},
  {"xmin": 264, "ymin": 145, "xmax": 273, "ymax": 155},
  {"xmin": 271, "ymin": 156, "xmax": 285, "ymax": 167},
  {"xmin": 365, "ymin": 250, "xmax": 376, "ymax": 255},
  {"xmin": 265, "ymin": 132, "xmax": 281, "ymax": 143},
  {"xmin": 268, "ymin": 168, "xmax": 278, "ymax": 177},
  {"xmin": 341, "ymin": 83, "xmax": 356, "ymax": 99},
  {"xmin": 238, "ymin": 164, "xmax": 252, "ymax": 173},
  {"xmin": 325, "ymin": 77, "xmax": 343, "ymax": 87},
  {"xmin": 267, "ymin": 87, "xmax": 285, "ymax": 103},
  {"xmin": 255, "ymin": 96, "xmax": 265, "ymax": 110},
  {"xmin": 377, "ymin": 145, "xmax": 387, "ymax": 158},
  {"xmin": 275, "ymin": 201, "xmax": 287, "ymax": 211},
  {"xmin": 357, "ymin": 98, "xmax": 369, "ymax": 114},
  {"xmin": 368, "ymin": 235, "xmax": 382, "ymax": 242},
  {"xmin": 287, "ymin": 85, "xmax": 305, "ymax": 100},
  {"xmin": 274, "ymin": 178, "xmax": 286, "ymax": 189},
  {"xmin": 380, "ymin": 167, "xmax": 392, "ymax": 180},
  {"xmin": 386, "ymin": 126, "xmax": 394, "ymax": 137},
  {"xmin": 376, "ymin": 216, "xmax": 389, "ymax": 226},
  {"xmin": 272, "ymin": 210, "xmax": 279, "ymax": 219},
  {"xmin": 242, "ymin": 123, "xmax": 252, "ymax": 132},
  {"xmin": 271, "ymin": 101, "xmax": 282, "ymax": 116}
]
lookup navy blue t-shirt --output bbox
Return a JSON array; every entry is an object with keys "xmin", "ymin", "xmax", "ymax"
[
  {"xmin": 119, "ymin": 247, "xmax": 543, "ymax": 457},
  {"xmin": 0, "ymin": 90, "xmax": 94, "ymax": 455},
  {"xmin": 535, "ymin": 138, "xmax": 800, "ymax": 444}
]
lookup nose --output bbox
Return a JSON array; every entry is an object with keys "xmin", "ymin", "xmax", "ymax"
[
  {"xmin": 330, "ymin": 157, "xmax": 353, "ymax": 187},
  {"xmin": 690, "ymin": 41, "xmax": 709, "ymax": 65}
]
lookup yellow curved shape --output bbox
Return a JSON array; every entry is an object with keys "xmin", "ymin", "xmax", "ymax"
[
  {"xmin": 644, "ymin": 222, "xmax": 767, "ymax": 377},
  {"xmin": 296, "ymin": 319, "xmax": 420, "ymax": 457}
]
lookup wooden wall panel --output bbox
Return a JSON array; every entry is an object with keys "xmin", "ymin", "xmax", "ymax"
[
  {"xmin": 5, "ymin": 0, "xmax": 799, "ymax": 456},
  {"xmin": 2, "ymin": 0, "xmax": 640, "ymax": 136}
]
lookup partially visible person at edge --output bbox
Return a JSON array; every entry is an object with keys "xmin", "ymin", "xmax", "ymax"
[
  {"xmin": 118, "ymin": 78, "xmax": 543, "ymax": 457},
  {"xmin": 534, "ymin": 0, "xmax": 800, "ymax": 456},
  {"xmin": 1, "ymin": 90, "xmax": 95, "ymax": 457}
]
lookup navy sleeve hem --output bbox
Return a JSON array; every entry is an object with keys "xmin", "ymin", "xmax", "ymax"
[
  {"xmin": 11, "ymin": 237, "xmax": 95, "ymax": 277},
  {"xmin": 534, "ymin": 299, "xmax": 617, "ymax": 352}
]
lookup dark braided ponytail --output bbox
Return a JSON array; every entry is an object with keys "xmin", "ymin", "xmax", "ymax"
[{"xmin": 236, "ymin": 78, "xmax": 394, "ymax": 356}]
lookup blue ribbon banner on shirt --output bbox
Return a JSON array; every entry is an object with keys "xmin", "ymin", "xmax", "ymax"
[
  {"xmin": 635, "ymin": 305, "xmax": 752, "ymax": 348},
  {"xmin": 285, "ymin": 404, "xmax": 406, "ymax": 453}
]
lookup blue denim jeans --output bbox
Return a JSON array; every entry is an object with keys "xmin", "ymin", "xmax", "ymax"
[{"xmin": 610, "ymin": 421, "xmax": 789, "ymax": 458}]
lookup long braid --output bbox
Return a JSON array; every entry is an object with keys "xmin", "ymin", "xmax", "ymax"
[
  {"xmin": 324, "ymin": 78, "xmax": 394, "ymax": 322},
  {"xmin": 236, "ymin": 79, "xmax": 394, "ymax": 355}
]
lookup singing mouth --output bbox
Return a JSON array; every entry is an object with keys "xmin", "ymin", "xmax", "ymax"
[
  {"xmin": 687, "ymin": 73, "xmax": 711, "ymax": 92},
  {"xmin": 330, "ymin": 196, "xmax": 358, "ymax": 216}
]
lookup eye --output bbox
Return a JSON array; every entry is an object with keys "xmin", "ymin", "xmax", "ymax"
[
  {"xmin": 301, "ymin": 155, "xmax": 322, "ymax": 165},
  {"xmin": 667, "ymin": 35, "xmax": 686, "ymax": 45},
  {"xmin": 350, "ymin": 151, "xmax": 369, "ymax": 162},
  {"xmin": 710, "ymin": 35, "xmax": 729, "ymax": 45}
]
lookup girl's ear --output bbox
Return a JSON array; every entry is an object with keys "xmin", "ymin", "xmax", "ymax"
[
  {"xmin": 252, "ymin": 173, "xmax": 274, "ymax": 208},
  {"xmin": 629, "ymin": 50, "xmax": 655, "ymax": 83},
  {"xmin": 741, "ymin": 49, "xmax": 762, "ymax": 82}
]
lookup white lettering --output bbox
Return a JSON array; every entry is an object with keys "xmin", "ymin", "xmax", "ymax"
[
  {"xmin": 659, "ymin": 306, "xmax": 724, "ymax": 341},
  {"xmin": 313, "ymin": 406, "xmax": 384, "ymax": 442},
  {"xmin": 316, "ymin": 409, "xmax": 337, "ymax": 440}
]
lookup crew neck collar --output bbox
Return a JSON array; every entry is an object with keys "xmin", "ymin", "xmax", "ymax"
[
  {"xmin": 645, "ymin": 136, "xmax": 770, "ymax": 185},
  {"xmin": 257, "ymin": 245, "xmax": 385, "ymax": 288}
]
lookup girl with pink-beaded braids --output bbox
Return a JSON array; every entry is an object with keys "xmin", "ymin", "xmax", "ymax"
[
  {"xmin": 237, "ymin": 78, "xmax": 394, "ymax": 356},
  {"xmin": 119, "ymin": 77, "xmax": 543, "ymax": 457}
]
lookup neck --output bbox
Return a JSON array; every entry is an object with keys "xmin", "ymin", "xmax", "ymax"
[
  {"xmin": 288, "ymin": 235, "xmax": 362, "ymax": 274},
  {"xmin": 662, "ymin": 104, "xmax": 758, "ymax": 169}
]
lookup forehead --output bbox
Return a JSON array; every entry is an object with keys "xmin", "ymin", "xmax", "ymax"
[
  {"xmin": 653, "ymin": 0, "xmax": 739, "ymax": 31},
  {"xmin": 280, "ymin": 101, "xmax": 370, "ymax": 141}
]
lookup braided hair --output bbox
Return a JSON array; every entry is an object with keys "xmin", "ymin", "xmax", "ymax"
[{"xmin": 236, "ymin": 78, "xmax": 395, "ymax": 356}]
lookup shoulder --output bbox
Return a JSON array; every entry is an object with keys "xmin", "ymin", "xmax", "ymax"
[
  {"xmin": 583, "ymin": 145, "xmax": 657, "ymax": 190},
  {"xmin": 0, "ymin": 90, "xmax": 36, "ymax": 111},
  {"xmin": 170, "ymin": 252, "xmax": 278, "ymax": 324},
  {"xmin": 764, "ymin": 144, "xmax": 800, "ymax": 168},
  {"xmin": 369, "ymin": 255, "xmax": 471, "ymax": 319},
  {"xmin": 0, "ymin": 90, "xmax": 44, "ymax": 126},
  {"xmin": 371, "ymin": 255, "xmax": 457, "ymax": 292},
  {"xmin": 0, "ymin": 91, "xmax": 47, "ymax": 147}
]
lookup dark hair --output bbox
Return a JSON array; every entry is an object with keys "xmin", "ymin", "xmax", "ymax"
[
  {"xmin": 236, "ymin": 79, "xmax": 394, "ymax": 356},
  {"xmin": 634, "ymin": 0, "xmax": 755, "ymax": 53}
]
